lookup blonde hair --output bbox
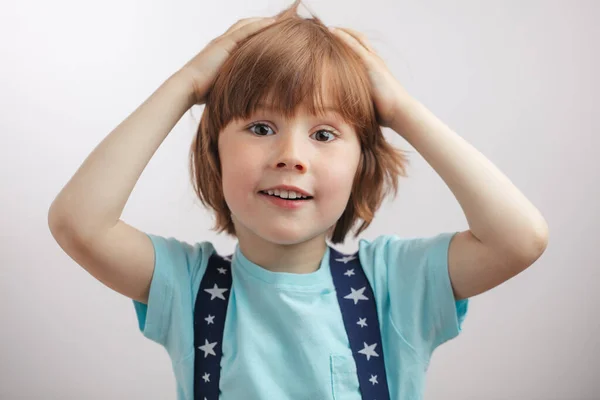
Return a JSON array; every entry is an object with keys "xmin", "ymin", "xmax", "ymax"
[{"xmin": 189, "ymin": 0, "xmax": 409, "ymax": 244}]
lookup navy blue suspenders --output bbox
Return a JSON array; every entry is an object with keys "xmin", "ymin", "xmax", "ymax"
[
  {"xmin": 193, "ymin": 247, "xmax": 391, "ymax": 400},
  {"xmin": 193, "ymin": 253, "xmax": 233, "ymax": 400},
  {"xmin": 328, "ymin": 247, "xmax": 391, "ymax": 399}
]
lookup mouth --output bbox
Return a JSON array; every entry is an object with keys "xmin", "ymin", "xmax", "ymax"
[
  {"xmin": 258, "ymin": 190, "xmax": 314, "ymax": 201},
  {"xmin": 258, "ymin": 190, "xmax": 314, "ymax": 209}
]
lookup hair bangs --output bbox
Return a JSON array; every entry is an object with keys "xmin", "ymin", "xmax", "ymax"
[{"xmin": 208, "ymin": 17, "xmax": 374, "ymax": 134}]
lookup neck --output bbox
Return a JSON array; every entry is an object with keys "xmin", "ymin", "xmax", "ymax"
[{"xmin": 236, "ymin": 230, "xmax": 328, "ymax": 274}]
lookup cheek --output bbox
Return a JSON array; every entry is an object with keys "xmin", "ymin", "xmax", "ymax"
[
  {"xmin": 327, "ymin": 148, "xmax": 360, "ymax": 187},
  {"xmin": 318, "ymin": 151, "xmax": 361, "ymax": 209},
  {"xmin": 220, "ymin": 143, "xmax": 261, "ymax": 203}
]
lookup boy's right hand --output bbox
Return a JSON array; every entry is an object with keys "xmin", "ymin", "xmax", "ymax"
[{"xmin": 177, "ymin": 17, "xmax": 276, "ymax": 105}]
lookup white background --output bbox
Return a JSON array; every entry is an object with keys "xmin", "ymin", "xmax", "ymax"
[{"xmin": 1, "ymin": 0, "xmax": 598, "ymax": 398}]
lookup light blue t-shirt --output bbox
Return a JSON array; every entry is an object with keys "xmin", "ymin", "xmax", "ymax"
[{"xmin": 133, "ymin": 232, "xmax": 469, "ymax": 400}]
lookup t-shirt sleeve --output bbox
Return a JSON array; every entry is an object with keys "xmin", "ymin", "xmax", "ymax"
[
  {"xmin": 132, "ymin": 233, "xmax": 210, "ymax": 350},
  {"xmin": 359, "ymin": 232, "xmax": 469, "ymax": 358}
]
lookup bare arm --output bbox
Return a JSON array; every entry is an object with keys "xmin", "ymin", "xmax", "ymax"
[
  {"xmin": 47, "ymin": 17, "xmax": 277, "ymax": 304},
  {"xmin": 331, "ymin": 26, "xmax": 548, "ymax": 301},
  {"xmin": 48, "ymin": 73, "xmax": 193, "ymax": 237},
  {"xmin": 48, "ymin": 73, "xmax": 194, "ymax": 303}
]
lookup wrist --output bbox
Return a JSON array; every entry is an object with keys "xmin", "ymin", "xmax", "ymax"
[
  {"xmin": 389, "ymin": 93, "xmax": 419, "ymax": 133},
  {"xmin": 168, "ymin": 70, "xmax": 197, "ymax": 109}
]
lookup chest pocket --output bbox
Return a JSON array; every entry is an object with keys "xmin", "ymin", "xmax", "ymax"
[{"xmin": 330, "ymin": 354, "xmax": 360, "ymax": 400}]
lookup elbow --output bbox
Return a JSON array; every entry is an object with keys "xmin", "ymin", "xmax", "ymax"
[
  {"xmin": 48, "ymin": 199, "xmax": 80, "ymax": 241},
  {"xmin": 48, "ymin": 202, "xmax": 69, "ymax": 241},
  {"xmin": 516, "ymin": 219, "xmax": 549, "ymax": 267},
  {"xmin": 532, "ymin": 217, "xmax": 549, "ymax": 255},
  {"xmin": 48, "ymin": 201, "xmax": 64, "ymax": 231}
]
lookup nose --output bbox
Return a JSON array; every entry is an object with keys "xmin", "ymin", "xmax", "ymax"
[{"xmin": 274, "ymin": 132, "xmax": 307, "ymax": 172}]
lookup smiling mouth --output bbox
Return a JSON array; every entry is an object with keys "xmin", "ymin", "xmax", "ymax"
[{"xmin": 258, "ymin": 190, "xmax": 314, "ymax": 201}]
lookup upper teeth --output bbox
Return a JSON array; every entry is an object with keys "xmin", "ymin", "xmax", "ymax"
[{"xmin": 264, "ymin": 189, "xmax": 309, "ymax": 199}]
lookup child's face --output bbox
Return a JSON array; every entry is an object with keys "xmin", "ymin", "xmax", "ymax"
[{"xmin": 218, "ymin": 102, "xmax": 361, "ymax": 246}]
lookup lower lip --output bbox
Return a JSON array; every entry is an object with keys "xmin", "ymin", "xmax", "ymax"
[{"xmin": 259, "ymin": 192, "xmax": 312, "ymax": 210}]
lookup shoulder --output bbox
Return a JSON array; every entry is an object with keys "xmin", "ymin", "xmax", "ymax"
[
  {"xmin": 145, "ymin": 233, "xmax": 220, "ymax": 287},
  {"xmin": 355, "ymin": 232, "xmax": 461, "ymax": 311},
  {"xmin": 357, "ymin": 232, "xmax": 469, "ymax": 354},
  {"xmin": 357, "ymin": 232, "xmax": 457, "ymax": 272},
  {"xmin": 146, "ymin": 233, "xmax": 216, "ymax": 259},
  {"xmin": 133, "ymin": 234, "xmax": 223, "ymax": 347}
]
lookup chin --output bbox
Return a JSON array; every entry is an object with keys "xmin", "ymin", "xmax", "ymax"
[
  {"xmin": 233, "ymin": 216, "xmax": 325, "ymax": 246},
  {"xmin": 255, "ymin": 224, "xmax": 321, "ymax": 246}
]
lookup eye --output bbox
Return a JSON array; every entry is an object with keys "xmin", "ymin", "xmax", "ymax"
[
  {"xmin": 311, "ymin": 129, "xmax": 338, "ymax": 142},
  {"xmin": 247, "ymin": 122, "xmax": 339, "ymax": 142},
  {"xmin": 248, "ymin": 122, "xmax": 275, "ymax": 136}
]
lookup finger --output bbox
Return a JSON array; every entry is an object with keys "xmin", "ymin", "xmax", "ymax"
[
  {"xmin": 332, "ymin": 27, "xmax": 375, "ymax": 53},
  {"xmin": 222, "ymin": 17, "xmax": 269, "ymax": 36},
  {"xmin": 330, "ymin": 27, "xmax": 373, "ymax": 59},
  {"xmin": 225, "ymin": 18, "xmax": 276, "ymax": 42}
]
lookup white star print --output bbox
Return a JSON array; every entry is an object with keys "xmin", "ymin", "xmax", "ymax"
[
  {"xmin": 344, "ymin": 287, "xmax": 368, "ymax": 304},
  {"xmin": 204, "ymin": 283, "xmax": 228, "ymax": 300},
  {"xmin": 358, "ymin": 342, "xmax": 379, "ymax": 360},
  {"xmin": 217, "ymin": 267, "xmax": 228, "ymax": 275},
  {"xmin": 205, "ymin": 315, "xmax": 215, "ymax": 325},
  {"xmin": 344, "ymin": 268, "xmax": 355, "ymax": 277},
  {"xmin": 198, "ymin": 339, "xmax": 218, "ymax": 358},
  {"xmin": 357, "ymin": 317, "xmax": 368, "ymax": 328},
  {"xmin": 336, "ymin": 255, "xmax": 356, "ymax": 264},
  {"xmin": 369, "ymin": 374, "xmax": 378, "ymax": 385},
  {"xmin": 202, "ymin": 372, "xmax": 210, "ymax": 382}
]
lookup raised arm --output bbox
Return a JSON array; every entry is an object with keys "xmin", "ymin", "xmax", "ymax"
[{"xmin": 48, "ymin": 17, "xmax": 277, "ymax": 303}]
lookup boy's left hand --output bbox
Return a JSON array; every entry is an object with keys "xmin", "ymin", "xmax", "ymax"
[{"xmin": 329, "ymin": 27, "xmax": 412, "ymax": 128}]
